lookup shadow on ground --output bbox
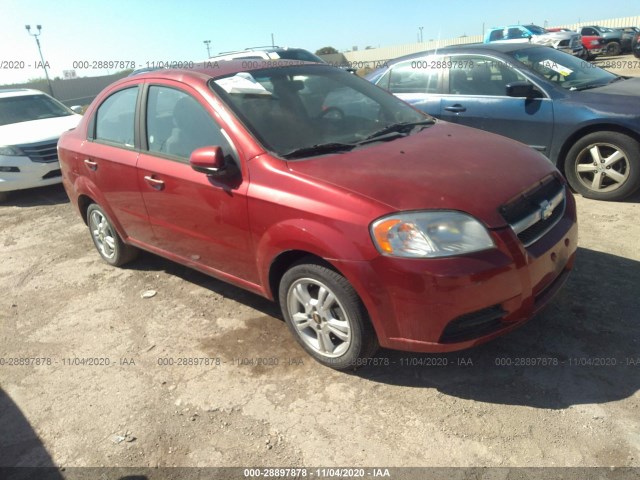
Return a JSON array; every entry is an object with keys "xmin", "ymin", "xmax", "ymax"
[
  {"xmin": 1, "ymin": 185, "xmax": 69, "ymax": 207},
  {"xmin": 0, "ymin": 388, "xmax": 63, "ymax": 478}
]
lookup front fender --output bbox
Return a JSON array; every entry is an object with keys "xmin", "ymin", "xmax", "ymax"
[{"xmin": 255, "ymin": 218, "xmax": 376, "ymax": 298}]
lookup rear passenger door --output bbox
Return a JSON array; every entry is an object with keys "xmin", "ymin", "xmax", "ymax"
[
  {"xmin": 440, "ymin": 54, "xmax": 554, "ymax": 155},
  {"xmin": 376, "ymin": 57, "xmax": 443, "ymax": 117},
  {"xmin": 82, "ymin": 85, "xmax": 155, "ymax": 244}
]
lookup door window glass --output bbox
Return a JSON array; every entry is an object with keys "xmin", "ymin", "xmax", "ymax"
[
  {"xmin": 146, "ymin": 86, "xmax": 231, "ymax": 162},
  {"xmin": 95, "ymin": 87, "xmax": 138, "ymax": 147},
  {"xmin": 389, "ymin": 60, "xmax": 441, "ymax": 94},
  {"xmin": 448, "ymin": 56, "xmax": 527, "ymax": 96}
]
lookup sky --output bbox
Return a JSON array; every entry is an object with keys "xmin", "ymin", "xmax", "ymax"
[{"xmin": 1, "ymin": 0, "xmax": 638, "ymax": 84}]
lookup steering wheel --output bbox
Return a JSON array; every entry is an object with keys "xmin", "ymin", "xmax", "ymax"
[{"xmin": 319, "ymin": 106, "xmax": 345, "ymax": 121}]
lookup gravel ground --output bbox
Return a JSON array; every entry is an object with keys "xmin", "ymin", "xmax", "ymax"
[{"xmin": 1, "ymin": 58, "xmax": 639, "ymax": 478}]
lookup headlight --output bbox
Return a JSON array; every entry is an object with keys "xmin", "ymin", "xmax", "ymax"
[
  {"xmin": 370, "ymin": 211, "xmax": 495, "ymax": 258},
  {"xmin": 0, "ymin": 145, "xmax": 25, "ymax": 156}
]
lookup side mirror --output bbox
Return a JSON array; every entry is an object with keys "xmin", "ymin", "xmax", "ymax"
[
  {"xmin": 190, "ymin": 146, "xmax": 227, "ymax": 176},
  {"xmin": 70, "ymin": 105, "xmax": 84, "ymax": 114},
  {"xmin": 506, "ymin": 81, "xmax": 535, "ymax": 98}
]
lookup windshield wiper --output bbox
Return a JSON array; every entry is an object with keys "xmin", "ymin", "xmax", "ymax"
[
  {"xmin": 281, "ymin": 142, "xmax": 355, "ymax": 159},
  {"xmin": 360, "ymin": 119, "xmax": 435, "ymax": 143},
  {"xmin": 571, "ymin": 76, "xmax": 624, "ymax": 91}
]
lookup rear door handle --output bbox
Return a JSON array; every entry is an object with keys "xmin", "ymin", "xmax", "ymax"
[
  {"xmin": 444, "ymin": 104, "xmax": 467, "ymax": 113},
  {"xmin": 144, "ymin": 175, "xmax": 165, "ymax": 190},
  {"xmin": 83, "ymin": 159, "xmax": 98, "ymax": 171}
]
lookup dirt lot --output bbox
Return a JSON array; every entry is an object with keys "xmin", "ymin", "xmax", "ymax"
[{"xmin": 1, "ymin": 59, "xmax": 639, "ymax": 476}]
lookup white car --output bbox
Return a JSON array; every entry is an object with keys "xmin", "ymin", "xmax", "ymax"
[{"xmin": 0, "ymin": 89, "xmax": 81, "ymax": 200}]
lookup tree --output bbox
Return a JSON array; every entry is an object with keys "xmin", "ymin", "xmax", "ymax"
[{"xmin": 315, "ymin": 46, "xmax": 338, "ymax": 55}]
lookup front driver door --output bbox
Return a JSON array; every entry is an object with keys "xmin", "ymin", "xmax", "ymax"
[
  {"xmin": 137, "ymin": 83, "xmax": 257, "ymax": 284},
  {"xmin": 440, "ymin": 54, "xmax": 555, "ymax": 155}
]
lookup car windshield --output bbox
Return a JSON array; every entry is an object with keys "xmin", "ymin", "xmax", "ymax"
[
  {"xmin": 526, "ymin": 25, "xmax": 548, "ymax": 35},
  {"xmin": 211, "ymin": 65, "xmax": 431, "ymax": 158},
  {"xmin": 0, "ymin": 94, "xmax": 72, "ymax": 126},
  {"xmin": 509, "ymin": 46, "xmax": 619, "ymax": 90}
]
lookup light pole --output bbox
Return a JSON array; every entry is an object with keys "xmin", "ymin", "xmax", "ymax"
[
  {"xmin": 419, "ymin": 26, "xmax": 424, "ymax": 43},
  {"xmin": 203, "ymin": 40, "xmax": 212, "ymax": 58},
  {"xmin": 25, "ymin": 24, "xmax": 54, "ymax": 97}
]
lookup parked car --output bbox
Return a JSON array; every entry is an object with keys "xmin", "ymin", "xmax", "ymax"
[
  {"xmin": 210, "ymin": 46, "xmax": 324, "ymax": 63},
  {"xmin": 547, "ymin": 27, "xmax": 605, "ymax": 60},
  {"xmin": 209, "ymin": 46, "xmax": 357, "ymax": 73},
  {"xmin": 485, "ymin": 24, "xmax": 583, "ymax": 57},
  {"xmin": 367, "ymin": 43, "xmax": 640, "ymax": 201},
  {"xmin": 634, "ymin": 34, "xmax": 640, "ymax": 58},
  {"xmin": 0, "ymin": 88, "xmax": 81, "ymax": 201},
  {"xmin": 58, "ymin": 61, "xmax": 577, "ymax": 369},
  {"xmin": 577, "ymin": 26, "xmax": 624, "ymax": 55},
  {"xmin": 616, "ymin": 26, "xmax": 640, "ymax": 53},
  {"xmin": 618, "ymin": 27, "xmax": 640, "ymax": 53}
]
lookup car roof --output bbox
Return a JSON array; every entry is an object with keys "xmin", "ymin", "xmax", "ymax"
[
  {"xmin": 383, "ymin": 42, "xmax": 544, "ymax": 65},
  {"xmin": 119, "ymin": 59, "xmax": 327, "ymax": 83},
  {"xmin": 0, "ymin": 88, "xmax": 47, "ymax": 98}
]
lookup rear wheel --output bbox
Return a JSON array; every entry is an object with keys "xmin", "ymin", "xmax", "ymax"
[
  {"xmin": 564, "ymin": 132, "xmax": 640, "ymax": 201},
  {"xmin": 605, "ymin": 41, "xmax": 621, "ymax": 56},
  {"xmin": 279, "ymin": 261, "xmax": 378, "ymax": 370},
  {"xmin": 0, "ymin": 192, "xmax": 8, "ymax": 203},
  {"xmin": 87, "ymin": 204, "xmax": 138, "ymax": 266}
]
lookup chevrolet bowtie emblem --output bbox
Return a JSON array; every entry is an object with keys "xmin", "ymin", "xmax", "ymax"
[{"xmin": 539, "ymin": 200, "xmax": 554, "ymax": 221}]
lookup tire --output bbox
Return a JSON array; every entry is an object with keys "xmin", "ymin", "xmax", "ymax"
[
  {"xmin": 605, "ymin": 41, "xmax": 621, "ymax": 56},
  {"xmin": 0, "ymin": 192, "xmax": 8, "ymax": 203},
  {"xmin": 278, "ymin": 261, "xmax": 379, "ymax": 370},
  {"xmin": 564, "ymin": 132, "xmax": 640, "ymax": 201},
  {"xmin": 86, "ymin": 204, "xmax": 138, "ymax": 266}
]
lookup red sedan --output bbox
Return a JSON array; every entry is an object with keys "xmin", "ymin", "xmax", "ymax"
[{"xmin": 58, "ymin": 61, "xmax": 577, "ymax": 369}]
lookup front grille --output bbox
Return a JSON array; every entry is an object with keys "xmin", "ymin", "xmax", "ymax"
[
  {"xmin": 440, "ymin": 305, "xmax": 506, "ymax": 343},
  {"xmin": 19, "ymin": 140, "xmax": 59, "ymax": 163},
  {"xmin": 42, "ymin": 169, "xmax": 61, "ymax": 179},
  {"xmin": 500, "ymin": 176, "xmax": 566, "ymax": 248}
]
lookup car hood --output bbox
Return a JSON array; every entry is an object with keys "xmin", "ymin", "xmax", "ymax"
[
  {"xmin": 0, "ymin": 114, "xmax": 81, "ymax": 146},
  {"xmin": 532, "ymin": 31, "xmax": 579, "ymax": 46},
  {"xmin": 287, "ymin": 122, "xmax": 559, "ymax": 228},
  {"xmin": 584, "ymin": 77, "xmax": 640, "ymax": 96}
]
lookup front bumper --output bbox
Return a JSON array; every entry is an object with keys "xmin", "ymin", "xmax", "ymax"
[
  {"xmin": 337, "ymin": 192, "xmax": 578, "ymax": 353},
  {"xmin": 0, "ymin": 155, "xmax": 62, "ymax": 192}
]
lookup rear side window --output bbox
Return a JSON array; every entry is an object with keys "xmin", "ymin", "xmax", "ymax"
[
  {"xmin": 95, "ymin": 87, "xmax": 138, "ymax": 147},
  {"xmin": 388, "ymin": 60, "xmax": 441, "ymax": 94},
  {"xmin": 145, "ymin": 86, "xmax": 232, "ymax": 162}
]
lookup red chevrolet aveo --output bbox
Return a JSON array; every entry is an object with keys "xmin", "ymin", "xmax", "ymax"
[{"xmin": 58, "ymin": 61, "xmax": 577, "ymax": 369}]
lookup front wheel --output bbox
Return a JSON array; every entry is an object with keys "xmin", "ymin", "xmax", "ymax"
[
  {"xmin": 279, "ymin": 261, "xmax": 379, "ymax": 370},
  {"xmin": 564, "ymin": 132, "xmax": 640, "ymax": 201},
  {"xmin": 87, "ymin": 204, "xmax": 138, "ymax": 266}
]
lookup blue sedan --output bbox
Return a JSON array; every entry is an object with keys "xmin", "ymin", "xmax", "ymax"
[{"xmin": 367, "ymin": 43, "xmax": 640, "ymax": 201}]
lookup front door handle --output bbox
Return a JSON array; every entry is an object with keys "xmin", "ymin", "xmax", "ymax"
[
  {"xmin": 144, "ymin": 175, "xmax": 165, "ymax": 190},
  {"xmin": 444, "ymin": 104, "xmax": 467, "ymax": 113},
  {"xmin": 83, "ymin": 159, "xmax": 98, "ymax": 171}
]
